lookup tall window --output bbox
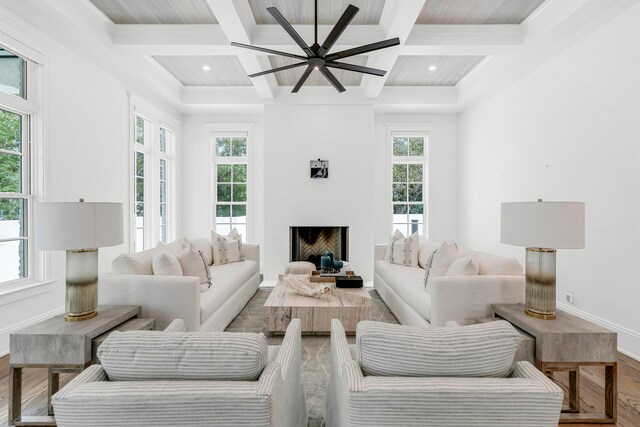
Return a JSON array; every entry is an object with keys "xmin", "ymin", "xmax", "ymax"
[
  {"xmin": 158, "ymin": 126, "xmax": 174, "ymax": 243},
  {"xmin": 391, "ymin": 133, "xmax": 427, "ymax": 236},
  {"xmin": 133, "ymin": 114, "xmax": 151, "ymax": 252},
  {"xmin": 131, "ymin": 108, "xmax": 176, "ymax": 252},
  {"xmin": 0, "ymin": 47, "xmax": 31, "ymax": 284},
  {"xmin": 213, "ymin": 134, "xmax": 248, "ymax": 237}
]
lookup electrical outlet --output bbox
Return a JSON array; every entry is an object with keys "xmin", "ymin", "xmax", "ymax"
[{"xmin": 566, "ymin": 290, "xmax": 575, "ymax": 304}]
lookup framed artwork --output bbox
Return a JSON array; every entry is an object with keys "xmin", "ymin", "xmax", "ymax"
[{"xmin": 310, "ymin": 159, "xmax": 329, "ymax": 178}]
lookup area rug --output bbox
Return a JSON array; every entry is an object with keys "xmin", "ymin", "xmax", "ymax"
[{"xmin": 225, "ymin": 286, "xmax": 399, "ymax": 427}]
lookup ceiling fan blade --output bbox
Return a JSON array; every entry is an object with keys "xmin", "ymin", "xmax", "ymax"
[
  {"xmin": 267, "ymin": 7, "xmax": 314, "ymax": 57},
  {"xmin": 324, "ymin": 37, "xmax": 400, "ymax": 62},
  {"xmin": 249, "ymin": 62, "xmax": 308, "ymax": 78},
  {"xmin": 231, "ymin": 42, "xmax": 308, "ymax": 61},
  {"xmin": 318, "ymin": 4, "xmax": 359, "ymax": 57},
  {"xmin": 319, "ymin": 66, "xmax": 346, "ymax": 93},
  {"xmin": 292, "ymin": 65, "xmax": 314, "ymax": 93},
  {"xmin": 325, "ymin": 61, "xmax": 386, "ymax": 77}
]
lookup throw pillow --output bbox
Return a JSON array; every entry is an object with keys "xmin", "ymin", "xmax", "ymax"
[
  {"xmin": 478, "ymin": 257, "xmax": 523, "ymax": 275},
  {"xmin": 152, "ymin": 252, "xmax": 183, "ymax": 276},
  {"xmin": 176, "ymin": 243, "xmax": 212, "ymax": 291},
  {"xmin": 445, "ymin": 256, "xmax": 479, "ymax": 276},
  {"xmin": 417, "ymin": 237, "xmax": 441, "ymax": 269},
  {"xmin": 211, "ymin": 228, "xmax": 245, "ymax": 265},
  {"xmin": 156, "ymin": 238, "xmax": 188, "ymax": 256},
  {"xmin": 112, "ymin": 253, "xmax": 153, "ymax": 275},
  {"xmin": 429, "ymin": 241, "xmax": 459, "ymax": 277},
  {"xmin": 387, "ymin": 231, "xmax": 420, "ymax": 267},
  {"xmin": 384, "ymin": 229, "xmax": 405, "ymax": 261}
]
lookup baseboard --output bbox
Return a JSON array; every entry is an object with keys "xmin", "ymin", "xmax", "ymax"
[
  {"xmin": 0, "ymin": 305, "xmax": 65, "ymax": 357},
  {"xmin": 557, "ymin": 302, "xmax": 640, "ymax": 361}
]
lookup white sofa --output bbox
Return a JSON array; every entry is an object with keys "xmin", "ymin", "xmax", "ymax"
[
  {"xmin": 100, "ymin": 238, "xmax": 260, "ymax": 332},
  {"xmin": 52, "ymin": 319, "xmax": 307, "ymax": 427},
  {"xmin": 374, "ymin": 238, "xmax": 525, "ymax": 327}
]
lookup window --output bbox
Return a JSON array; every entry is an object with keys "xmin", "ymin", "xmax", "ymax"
[
  {"xmin": 0, "ymin": 47, "xmax": 32, "ymax": 284},
  {"xmin": 159, "ymin": 127, "xmax": 174, "ymax": 243},
  {"xmin": 131, "ymin": 106, "xmax": 176, "ymax": 252},
  {"xmin": 391, "ymin": 133, "xmax": 427, "ymax": 236},
  {"xmin": 213, "ymin": 134, "xmax": 248, "ymax": 237},
  {"xmin": 133, "ymin": 115, "xmax": 150, "ymax": 252}
]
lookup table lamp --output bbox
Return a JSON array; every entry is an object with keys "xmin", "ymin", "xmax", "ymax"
[
  {"xmin": 501, "ymin": 200, "xmax": 585, "ymax": 319},
  {"xmin": 35, "ymin": 200, "xmax": 123, "ymax": 321}
]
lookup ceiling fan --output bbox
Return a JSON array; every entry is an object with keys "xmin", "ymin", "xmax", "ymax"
[{"xmin": 231, "ymin": 0, "xmax": 400, "ymax": 93}]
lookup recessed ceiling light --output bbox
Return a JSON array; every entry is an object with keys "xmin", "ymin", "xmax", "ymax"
[
  {"xmin": 202, "ymin": 65, "xmax": 211, "ymax": 71},
  {"xmin": 428, "ymin": 65, "xmax": 437, "ymax": 72}
]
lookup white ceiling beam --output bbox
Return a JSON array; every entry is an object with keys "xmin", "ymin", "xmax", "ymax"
[
  {"xmin": 112, "ymin": 24, "xmax": 523, "ymax": 56},
  {"xmin": 204, "ymin": 0, "xmax": 276, "ymax": 99},
  {"xmin": 182, "ymin": 85, "xmax": 457, "ymax": 107},
  {"xmin": 360, "ymin": 0, "xmax": 427, "ymax": 98}
]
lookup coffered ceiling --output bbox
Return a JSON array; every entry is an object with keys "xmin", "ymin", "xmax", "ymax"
[{"xmin": 87, "ymin": 0, "xmax": 554, "ymax": 106}]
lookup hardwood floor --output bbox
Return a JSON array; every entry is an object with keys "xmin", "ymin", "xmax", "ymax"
[{"xmin": 1, "ymin": 352, "xmax": 639, "ymax": 426}]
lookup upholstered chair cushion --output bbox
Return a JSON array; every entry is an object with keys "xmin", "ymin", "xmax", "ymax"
[
  {"xmin": 98, "ymin": 331, "xmax": 268, "ymax": 381},
  {"xmin": 356, "ymin": 320, "xmax": 521, "ymax": 378}
]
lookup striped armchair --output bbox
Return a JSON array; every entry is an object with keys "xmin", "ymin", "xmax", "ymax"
[
  {"xmin": 52, "ymin": 319, "xmax": 307, "ymax": 427},
  {"xmin": 326, "ymin": 319, "xmax": 563, "ymax": 427}
]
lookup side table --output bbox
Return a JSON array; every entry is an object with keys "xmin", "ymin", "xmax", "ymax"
[
  {"xmin": 9, "ymin": 305, "xmax": 154, "ymax": 426},
  {"xmin": 493, "ymin": 303, "xmax": 617, "ymax": 424}
]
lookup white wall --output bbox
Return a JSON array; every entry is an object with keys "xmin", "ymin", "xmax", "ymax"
[
  {"xmin": 263, "ymin": 105, "xmax": 375, "ymax": 280},
  {"xmin": 180, "ymin": 112, "xmax": 265, "ymax": 253},
  {"xmin": 374, "ymin": 113, "xmax": 459, "ymax": 245},
  {"xmin": 458, "ymin": 2, "xmax": 640, "ymax": 357},
  {"xmin": 0, "ymin": 12, "xmax": 180, "ymax": 355}
]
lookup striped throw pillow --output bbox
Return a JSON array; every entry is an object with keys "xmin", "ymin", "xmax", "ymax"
[
  {"xmin": 356, "ymin": 320, "xmax": 521, "ymax": 378},
  {"xmin": 98, "ymin": 331, "xmax": 268, "ymax": 381}
]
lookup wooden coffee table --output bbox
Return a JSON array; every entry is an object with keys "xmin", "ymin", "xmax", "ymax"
[{"xmin": 264, "ymin": 275, "xmax": 371, "ymax": 335}]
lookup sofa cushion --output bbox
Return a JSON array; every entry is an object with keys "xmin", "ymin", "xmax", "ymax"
[
  {"xmin": 418, "ymin": 237, "xmax": 441, "ymax": 269},
  {"xmin": 112, "ymin": 251, "xmax": 154, "ymax": 275},
  {"xmin": 445, "ymin": 256, "xmax": 479, "ymax": 276},
  {"xmin": 356, "ymin": 320, "xmax": 520, "ymax": 378},
  {"xmin": 176, "ymin": 243, "xmax": 211, "ymax": 290},
  {"xmin": 374, "ymin": 260, "xmax": 431, "ymax": 320},
  {"xmin": 387, "ymin": 231, "xmax": 420, "ymax": 267},
  {"xmin": 98, "ymin": 330, "xmax": 268, "ymax": 381},
  {"xmin": 152, "ymin": 252, "xmax": 183, "ymax": 276},
  {"xmin": 189, "ymin": 237, "xmax": 213, "ymax": 266},
  {"xmin": 460, "ymin": 249, "xmax": 523, "ymax": 275},
  {"xmin": 200, "ymin": 260, "xmax": 259, "ymax": 322},
  {"xmin": 211, "ymin": 228, "xmax": 245, "ymax": 265}
]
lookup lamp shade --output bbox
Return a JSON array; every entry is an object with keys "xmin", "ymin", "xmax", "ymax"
[
  {"xmin": 501, "ymin": 201, "xmax": 585, "ymax": 249},
  {"xmin": 34, "ymin": 202, "xmax": 124, "ymax": 250}
]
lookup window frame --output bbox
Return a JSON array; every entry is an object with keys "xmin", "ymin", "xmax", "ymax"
[
  {"xmin": 386, "ymin": 125, "xmax": 431, "ymax": 237},
  {"xmin": 129, "ymin": 98, "xmax": 179, "ymax": 252},
  {"xmin": 210, "ymin": 125, "xmax": 252, "ymax": 240},
  {"xmin": 0, "ymin": 38, "xmax": 46, "ymax": 289}
]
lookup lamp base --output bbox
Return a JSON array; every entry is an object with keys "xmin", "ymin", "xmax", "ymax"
[
  {"xmin": 65, "ymin": 310, "xmax": 97, "ymax": 322},
  {"xmin": 65, "ymin": 249, "xmax": 99, "ymax": 322},
  {"xmin": 525, "ymin": 247, "xmax": 556, "ymax": 320}
]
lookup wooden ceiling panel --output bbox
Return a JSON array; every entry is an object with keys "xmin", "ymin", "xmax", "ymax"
[
  {"xmin": 385, "ymin": 56, "xmax": 485, "ymax": 86},
  {"xmin": 416, "ymin": 0, "xmax": 545, "ymax": 24},
  {"xmin": 89, "ymin": 0, "xmax": 217, "ymax": 24},
  {"xmin": 154, "ymin": 56, "xmax": 253, "ymax": 86},
  {"xmin": 249, "ymin": 0, "xmax": 385, "ymax": 25}
]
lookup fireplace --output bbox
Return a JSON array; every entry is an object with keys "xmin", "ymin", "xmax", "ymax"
[{"xmin": 290, "ymin": 226, "xmax": 349, "ymax": 268}]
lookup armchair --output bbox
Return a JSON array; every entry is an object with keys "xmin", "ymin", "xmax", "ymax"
[
  {"xmin": 52, "ymin": 319, "xmax": 307, "ymax": 427},
  {"xmin": 326, "ymin": 319, "xmax": 563, "ymax": 427}
]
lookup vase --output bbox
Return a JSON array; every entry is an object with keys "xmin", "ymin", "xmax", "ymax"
[
  {"xmin": 320, "ymin": 255, "xmax": 332, "ymax": 270},
  {"xmin": 324, "ymin": 251, "xmax": 334, "ymax": 267},
  {"xmin": 333, "ymin": 259, "xmax": 344, "ymax": 270}
]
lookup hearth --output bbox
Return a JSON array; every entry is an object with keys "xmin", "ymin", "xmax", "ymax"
[{"xmin": 290, "ymin": 226, "xmax": 349, "ymax": 269}]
